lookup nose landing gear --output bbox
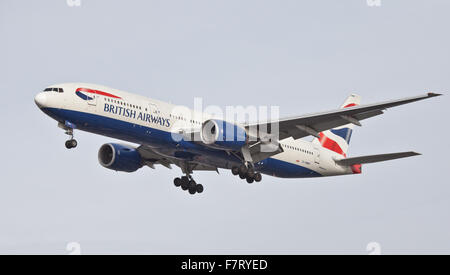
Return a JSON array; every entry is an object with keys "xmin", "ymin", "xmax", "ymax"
[
  {"xmin": 64, "ymin": 127, "xmax": 77, "ymax": 149},
  {"xmin": 59, "ymin": 121, "xmax": 78, "ymax": 149}
]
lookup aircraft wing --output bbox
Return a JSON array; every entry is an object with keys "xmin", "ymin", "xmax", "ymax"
[
  {"xmin": 137, "ymin": 145, "xmax": 218, "ymax": 173},
  {"xmin": 246, "ymin": 93, "xmax": 441, "ymax": 140},
  {"xmin": 335, "ymin": 151, "xmax": 421, "ymax": 166}
]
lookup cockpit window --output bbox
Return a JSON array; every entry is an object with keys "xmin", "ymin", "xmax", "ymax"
[{"xmin": 43, "ymin": 87, "xmax": 64, "ymax": 93}]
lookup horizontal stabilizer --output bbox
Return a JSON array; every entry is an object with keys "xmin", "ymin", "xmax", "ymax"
[{"xmin": 335, "ymin": 151, "xmax": 421, "ymax": 166}]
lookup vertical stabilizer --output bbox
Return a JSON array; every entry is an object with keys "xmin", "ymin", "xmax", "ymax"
[{"xmin": 312, "ymin": 94, "xmax": 361, "ymax": 156}]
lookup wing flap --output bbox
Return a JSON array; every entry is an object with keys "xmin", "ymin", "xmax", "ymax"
[
  {"xmin": 335, "ymin": 151, "xmax": 421, "ymax": 166},
  {"xmin": 137, "ymin": 145, "xmax": 218, "ymax": 172}
]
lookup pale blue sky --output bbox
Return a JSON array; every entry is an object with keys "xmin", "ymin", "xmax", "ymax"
[{"xmin": 0, "ymin": 0, "xmax": 449, "ymax": 254}]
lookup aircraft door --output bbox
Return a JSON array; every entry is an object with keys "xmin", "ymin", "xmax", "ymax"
[{"xmin": 313, "ymin": 146, "xmax": 321, "ymax": 165}]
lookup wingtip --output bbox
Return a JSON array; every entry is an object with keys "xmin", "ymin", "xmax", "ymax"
[
  {"xmin": 411, "ymin": 151, "xmax": 422, "ymax": 156},
  {"xmin": 427, "ymin": 92, "xmax": 443, "ymax": 97}
]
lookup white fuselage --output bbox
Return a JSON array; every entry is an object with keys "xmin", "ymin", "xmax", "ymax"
[{"xmin": 35, "ymin": 83, "xmax": 354, "ymax": 178}]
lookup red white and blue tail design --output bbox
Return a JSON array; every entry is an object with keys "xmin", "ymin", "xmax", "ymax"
[{"xmin": 312, "ymin": 94, "xmax": 361, "ymax": 157}]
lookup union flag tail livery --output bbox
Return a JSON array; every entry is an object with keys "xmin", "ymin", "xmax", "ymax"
[
  {"xmin": 34, "ymin": 83, "xmax": 441, "ymax": 195},
  {"xmin": 312, "ymin": 94, "xmax": 361, "ymax": 157}
]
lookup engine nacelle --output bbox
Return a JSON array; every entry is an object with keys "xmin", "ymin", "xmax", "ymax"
[
  {"xmin": 200, "ymin": 119, "xmax": 247, "ymax": 151},
  {"xmin": 98, "ymin": 143, "xmax": 143, "ymax": 172}
]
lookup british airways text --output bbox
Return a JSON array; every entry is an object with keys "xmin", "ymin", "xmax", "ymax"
[{"xmin": 104, "ymin": 103, "xmax": 171, "ymax": 127}]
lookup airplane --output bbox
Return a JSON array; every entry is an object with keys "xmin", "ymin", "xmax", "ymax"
[{"xmin": 34, "ymin": 83, "xmax": 441, "ymax": 195}]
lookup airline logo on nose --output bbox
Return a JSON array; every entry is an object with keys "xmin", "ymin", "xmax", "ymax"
[{"xmin": 76, "ymin": 88, "xmax": 122, "ymax": 101}]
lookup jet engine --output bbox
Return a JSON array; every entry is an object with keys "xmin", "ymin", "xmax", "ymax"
[
  {"xmin": 200, "ymin": 119, "xmax": 247, "ymax": 151},
  {"xmin": 98, "ymin": 143, "xmax": 143, "ymax": 172}
]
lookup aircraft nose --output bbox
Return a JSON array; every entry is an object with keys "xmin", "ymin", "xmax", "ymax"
[{"xmin": 34, "ymin": 92, "xmax": 47, "ymax": 108}]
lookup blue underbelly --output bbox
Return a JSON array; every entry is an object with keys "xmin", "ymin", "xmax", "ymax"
[
  {"xmin": 41, "ymin": 108, "xmax": 241, "ymax": 168},
  {"xmin": 41, "ymin": 107, "xmax": 322, "ymax": 178},
  {"xmin": 256, "ymin": 158, "xmax": 322, "ymax": 178}
]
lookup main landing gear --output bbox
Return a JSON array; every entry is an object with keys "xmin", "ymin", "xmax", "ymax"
[
  {"xmin": 174, "ymin": 175, "xmax": 204, "ymax": 195},
  {"xmin": 231, "ymin": 164, "xmax": 262, "ymax": 184},
  {"xmin": 64, "ymin": 127, "xmax": 78, "ymax": 149}
]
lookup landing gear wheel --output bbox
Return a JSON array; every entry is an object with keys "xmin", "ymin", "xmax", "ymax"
[
  {"xmin": 196, "ymin": 184, "xmax": 204, "ymax": 194},
  {"xmin": 188, "ymin": 184, "xmax": 197, "ymax": 195},
  {"xmin": 174, "ymin": 177, "xmax": 181, "ymax": 187},
  {"xmin": 238, "ymin": 165, "xmax": 248, "ymax": 175},
  {"xmin": 189, "ymin": 180, "xmax": 197, "ymax": 188},
  {"xmin": 238, "ymin": 172, "xmax": 246, "ymax": 179},
  {"xmin": 181, "ymin": 176, "xmax": 190, "ymax": 190},
  {"xmin": 253, "ymin": 173, "xmax": 262, "ymax": 182},
  {"xmin": 65, "ymin": 140, "xmax": 71, "ymax": 149},
  {"xmin": 71, "ymin": 139, "xmax": 78, "ymax": 148},
  {"xmin": 65, "ymin": 139, "xmax": 77, "ymax": 149},
  {"xmin": 247, "ymin": 167, "xmax": 255, "ymax": 175},
  {"xmin": 231, "ymin": 166, "xmax": 239, "ymax": 176},
  {"xmin": 246, "ymin": 177, "xmax": 254, "ymax": 184},
  {"xmin": 246, "ymin": 170, "xmax": 255, "ymax": 179}
]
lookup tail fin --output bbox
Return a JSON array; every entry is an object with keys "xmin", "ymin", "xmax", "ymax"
[{"xmin": 312, "ymin": 94, "xmax": 361, "ymax": 156}]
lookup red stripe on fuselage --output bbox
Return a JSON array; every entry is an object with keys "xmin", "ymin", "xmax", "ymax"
[
  {"xmin": 76, "ymin": 88, "xmax": 122, "ymax": 99},
  {"xmin": 318, "ymin": 132, "xmax": 346, "ymax": 156}
]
